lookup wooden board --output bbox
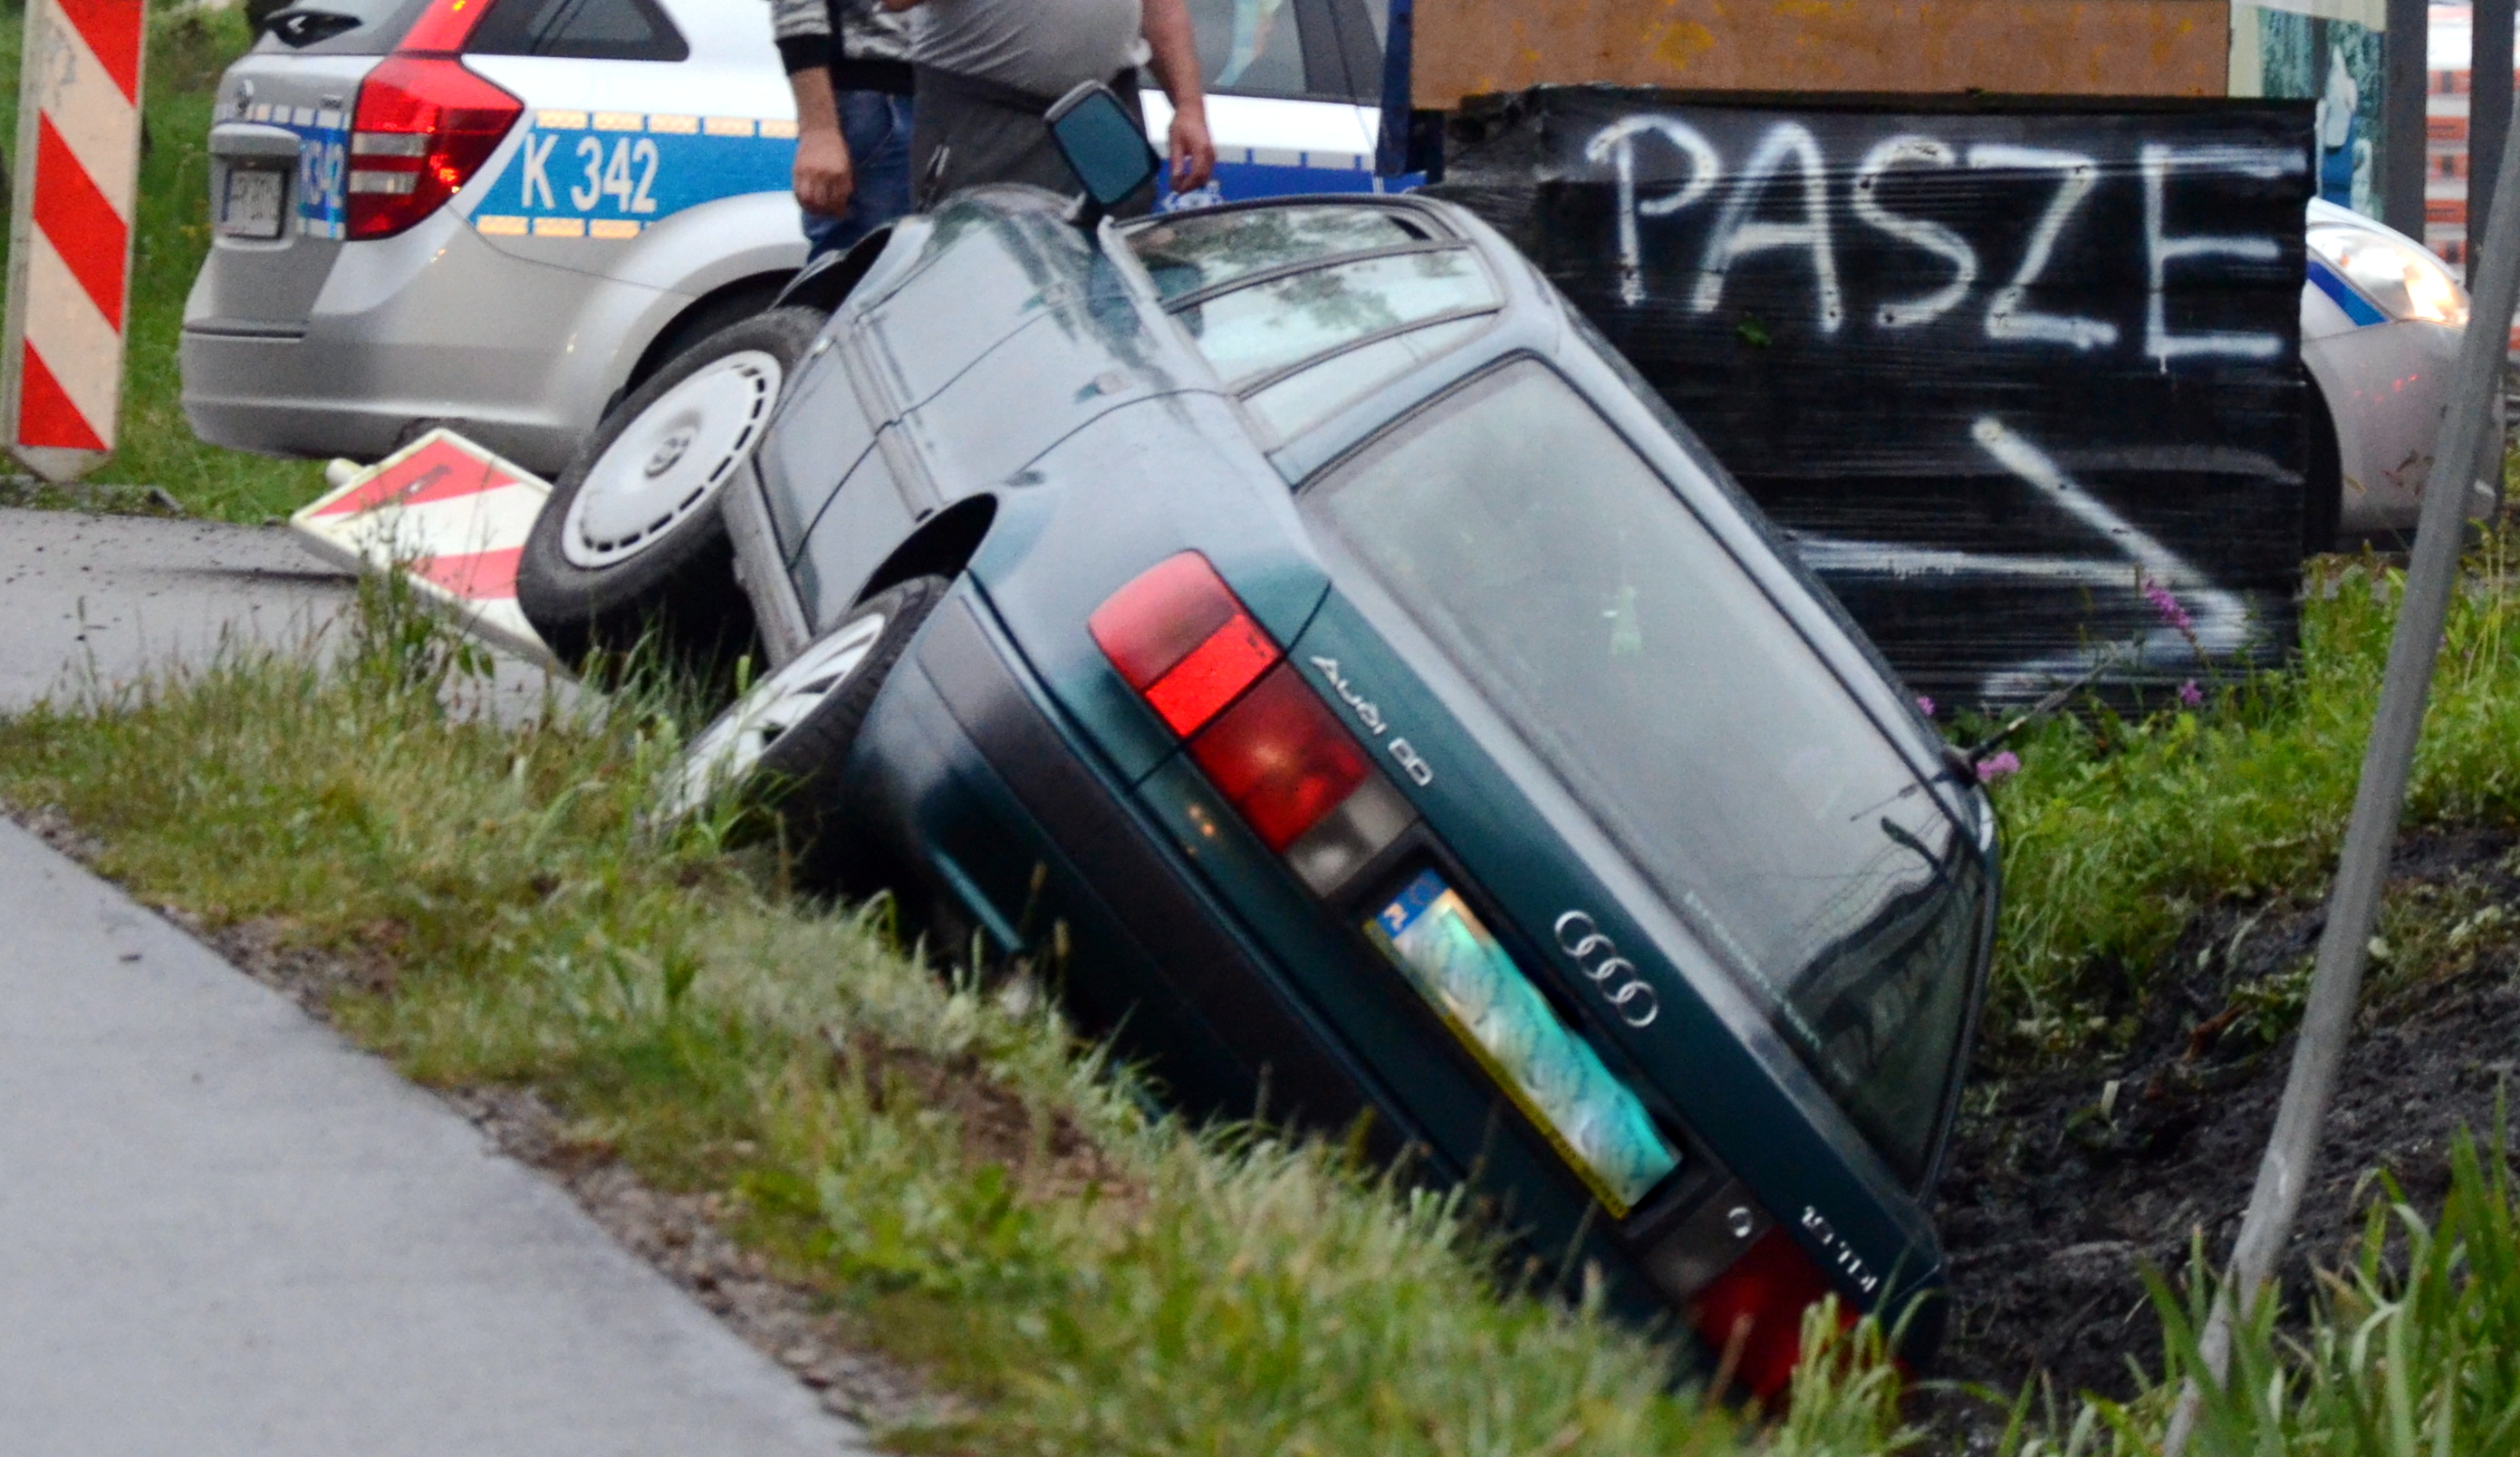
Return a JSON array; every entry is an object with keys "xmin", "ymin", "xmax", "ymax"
[{"xmin": 1411, "ymin": 0, "xmax": 2232, "ymax": 111}]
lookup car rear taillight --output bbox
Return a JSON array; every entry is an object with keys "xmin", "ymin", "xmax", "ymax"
[
  {"xmin": 1689, "ymin": 1226, "xmax": 1845, "ymax": 1402},
  {"xmin": 347, "ymin": 38, "xmax": 521, "ymax": 240},
  {"xmin": 1092, "ymin": 553, "xmax": 1412, "ymax": 892}
]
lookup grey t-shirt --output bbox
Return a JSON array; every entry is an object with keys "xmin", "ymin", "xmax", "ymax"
[{"xmin": 908, "ymin": 0, "xmax": 1148, "ymax": 99}]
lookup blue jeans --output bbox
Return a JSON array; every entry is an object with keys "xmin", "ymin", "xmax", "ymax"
[{"xmin": 803, "ymin": 90, "xmax": 915, "ymax": 260}]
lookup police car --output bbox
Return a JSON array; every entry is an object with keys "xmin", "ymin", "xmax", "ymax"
[{"xmin": 179, "ymin": 0, "xmax": 1404, "ymax": 476}]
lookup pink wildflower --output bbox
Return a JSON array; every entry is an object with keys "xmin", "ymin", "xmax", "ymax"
[
  {"xmin": 2142, "ymin": 577, "xmax": 2194, "ymax": 633},
  {"xmin": 1916, "ymin": 695, "xmax": 1937, "ymax": 718},
  {"xmin": 2178, "ymin": 679, "xmax": 2204, "ymax": 709},
  {"xmin": 1976, "ymin": 750, "xmax": 2021, "ymax": 785}
]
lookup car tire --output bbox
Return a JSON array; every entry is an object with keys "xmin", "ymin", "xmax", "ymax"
[
  {"xmin": 655, "ymin": 575, "xmax": 950, "ymax": 874},
  {"xmin": 518, "ymin": 306, "xmax": 826, "ymax": 678}
]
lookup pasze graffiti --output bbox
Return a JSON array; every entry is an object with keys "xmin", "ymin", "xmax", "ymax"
[{"xmin": 1436, "ymin": 92, "xmax": 2317, "ymax": 706}]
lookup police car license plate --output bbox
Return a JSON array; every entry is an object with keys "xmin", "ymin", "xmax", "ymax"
[{"xmin": 220, "ymin": 168, "xmax": 284, "ymax": 239}]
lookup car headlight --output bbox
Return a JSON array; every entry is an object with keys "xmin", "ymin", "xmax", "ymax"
[{"xmin": 2307, "ymin": 223, "xmax": 2470, "ymax": 326}]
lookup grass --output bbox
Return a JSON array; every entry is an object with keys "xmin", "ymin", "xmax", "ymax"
[
  {"xmin": 1999, "ymin": 1129, "xmax": 2520, "ymax": 1457},
  {"xmin": 1980, "ymin": 528, "xmax": 2520, "ymax": 1059},
  {"xmin": 9, "ymin": 527, "xmax": 2520, "ymax": 1452},
  {"xmin": 0, "ymin": 581, "xmax": 1765, "ymax": 1457},
  {"xmin": 0, "ymin": 1, "xmax": 331, "ymax": 519}
]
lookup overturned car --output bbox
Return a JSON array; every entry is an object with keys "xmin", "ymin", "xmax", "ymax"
[{"xmin": 515, "ymin": 101, "xmax": 1996, "ymax": 1391}]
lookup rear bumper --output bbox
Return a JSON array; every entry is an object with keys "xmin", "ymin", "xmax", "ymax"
[{"xmin": 179, "ymin": 213, "xmax": 681, "ymax": 477}]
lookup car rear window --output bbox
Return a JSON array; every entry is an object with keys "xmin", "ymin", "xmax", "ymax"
[
  {"xmin": 1177, "ymin": 0, "xmax": 1383, "ymax": 102},
  {"xmin": 1303, "ymin": 360, "xmax": 1983, "ymax": 1184},
  {"xmin": 467, "ymin": 0, "xmax": 689, "ymax": 62},
  {"xmin": 254, "ymin": 0, "xmax": 433, "ymax": 54}
]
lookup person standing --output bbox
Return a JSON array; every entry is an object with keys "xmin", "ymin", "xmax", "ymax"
[
  {"xmin": 879, "ymin": 0, "xmax": 1217, "ymax": 212},
  {"xmin": 772, "ymin": 0, "xmax": 919, "ymax": 259}
]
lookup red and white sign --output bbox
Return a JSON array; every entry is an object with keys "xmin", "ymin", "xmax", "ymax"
[
  {"xmin": 292, "ymin": 429, "xmax": 560, "ymax": 669},
  {"xmin": 2, "ymin": 0, "xmax": 145, "ymax": 480}
]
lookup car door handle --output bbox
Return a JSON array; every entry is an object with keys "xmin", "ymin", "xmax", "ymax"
[{"xmin": 208, "ymin": 122, "xmax": 303, "ymax": 159}]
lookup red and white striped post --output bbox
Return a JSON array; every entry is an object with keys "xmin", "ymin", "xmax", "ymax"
[{"xmin": 1, "ymin": 0, "xmax": 145, "ymax": 482}]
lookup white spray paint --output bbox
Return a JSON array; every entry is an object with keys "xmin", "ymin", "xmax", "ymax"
[
  {"xmin": 2142, "ymin": 143, "xmax": 2304, "ymax": 362},
  {"xmin": 1965, "ymin": 144, "xmax": 2119, "ymax": 351},
  {"xmin": 1582, "ymin": 114, "xmax": 1720, "ymax": 307},
  {"xmin": 1689, "ymin": 122, "xmax": 1845, "ymax": 333},
  {"xmin": 1851, "ymin": 134, "xmax": 1977, "ymax": 328}
]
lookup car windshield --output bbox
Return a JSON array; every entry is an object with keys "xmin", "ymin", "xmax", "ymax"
[{"xmin": 1304, "ymin": 361, "xmax": 1983, "ymax": 1184}]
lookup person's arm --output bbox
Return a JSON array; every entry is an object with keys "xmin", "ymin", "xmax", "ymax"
[
  {"xmin": 774, "ymin": 0, "xmax": 853, "ymax": 217},
  {"xmin": 787, "ymin": 65, "xmax": 854, "ymax": 217},
  {"xmin": 1140, "ymin": 0, "xmax": 1215, "ymax": 190}
]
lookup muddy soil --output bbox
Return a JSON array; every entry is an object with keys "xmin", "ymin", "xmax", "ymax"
[{"xmin": 1931, "ymin": 826, "xmax": 2520, "ymax": 1428}]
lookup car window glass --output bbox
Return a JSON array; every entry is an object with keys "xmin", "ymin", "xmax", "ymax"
[
  {"xmin": 1244, "ymin": 314, "xmax": 1486, "ymax": 439},
  {"xmin": 1129, "ymin": 206, "xmax": 1426, "ymax": 304},
  {"xmin": 466, "ymin": 0, "xmax": 689, "ymax": 62},
  {"xmin": 1178, "ymin": 0, "xmax": 1311, "ymax": 98},
  {"xmin": 253, "ymin": 0, "xmax": 431, "ymax": 54},
  {"xmin": 1303, "ymin": 361, "xmax": 1981, "ymax": 1183},
  {"xmin": 1176, "ymin": 248, "xmax": 1495, "ymax": 386}
]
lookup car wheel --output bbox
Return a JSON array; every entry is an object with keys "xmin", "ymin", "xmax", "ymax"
[
  {"xmin": 655, "ymin": 575, "xmax": 949, "ymax": 871},
  {"xmin": 518, "ymin": 306, "xmax": 826, "ymax": 678}
]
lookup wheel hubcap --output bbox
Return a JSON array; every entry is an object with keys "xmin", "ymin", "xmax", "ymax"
[
  {"xmin": 655, "ymin": 611, "xmax": 889, "ymax": 823},
  {"xmin": 563, "ymin": 350, "xmax": 782, "ymax": 570}
]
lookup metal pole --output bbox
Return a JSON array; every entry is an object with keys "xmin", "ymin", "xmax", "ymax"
[
  {"xmin": 2478, "ymin": 0, "xmax": 2515, "ymax": 283},
  {"xmin": 2159, "ymin": 43, "xmax": 2520, "ymax": 1457},
  {"xmin": 2388, "ymin": 0, "xmax": 2433, "ymax": 237}
]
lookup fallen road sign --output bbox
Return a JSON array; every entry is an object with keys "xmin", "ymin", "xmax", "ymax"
[{"xmin": 291, "ymin": 429, "xmax": 562, "ymax": 671}]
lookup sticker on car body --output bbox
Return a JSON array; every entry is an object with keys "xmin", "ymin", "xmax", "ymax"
[
  {"xmin": 234, "ymin": 101, "xmax": 349, "ymax": 239},
  {"xmin": 470, "ymin": 111, "xmax": 796, "ymax": 240}
]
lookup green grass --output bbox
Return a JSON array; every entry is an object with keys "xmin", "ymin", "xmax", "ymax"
[
  {"xmin": 0, "ymin": 583, "xmax": 1769, "ymax": 1457},
  {"xmin": 13, "ymin": 523, "xmax": 2520, "ymax": 1453},
  {"xmin": 1982, "ymin": 531, "xmax": 2520, "ymax": 1058},
  {"xmin": 0, "ymin": 2, "xmax": 330, "ymax": 519}
]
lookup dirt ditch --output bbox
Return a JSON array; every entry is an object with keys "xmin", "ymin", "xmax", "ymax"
[{"xmin": 1930, "ymin": 826, "xmax": 2520, "ymax": 1425}]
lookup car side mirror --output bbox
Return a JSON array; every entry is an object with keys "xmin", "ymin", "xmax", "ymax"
[{"xmin": 1045, "ymin": 81, "xmax": 1159, "ymax": 226}]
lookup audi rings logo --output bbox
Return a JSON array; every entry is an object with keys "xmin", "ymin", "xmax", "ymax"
[{"xmin": 1553, "ymin": 912, "xmax": 1661, "ymax": 1028}]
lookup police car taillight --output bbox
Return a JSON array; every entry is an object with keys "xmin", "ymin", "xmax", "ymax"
[
  {"xmin": 1092, "ymin": 553, "xmax": 1409, "ymax": 890},
  {"xmin": 346, "ymin": 50, "xmax": 521, "ymax": 240}
]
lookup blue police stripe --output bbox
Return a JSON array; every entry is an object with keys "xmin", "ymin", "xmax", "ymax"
[
  {"xmin": 2307, "ymin": 256, "xmax": 2389, "ymax": 327},
  {"xmin": 472, "ymin": 117, "xmax": 795, "ymax": 238}
]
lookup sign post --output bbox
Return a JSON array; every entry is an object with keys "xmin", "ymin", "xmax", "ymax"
[{"xmin": 1, "ymin": 0, "xmax": 146, "ymax": 482}]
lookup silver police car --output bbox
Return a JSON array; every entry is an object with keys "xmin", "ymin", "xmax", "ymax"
[
  {"xmin": 179, "ymin": 0, "xmax": 1400, "ymax": 478},
  {"xmin": 182, "ymin": 0, "xmax": 809, "ymax": 477}
]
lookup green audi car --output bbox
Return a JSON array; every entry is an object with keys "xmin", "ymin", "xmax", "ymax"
[{"xmin": 518, "ymin": 108, "xmax": 1998, "ymax": 1389}]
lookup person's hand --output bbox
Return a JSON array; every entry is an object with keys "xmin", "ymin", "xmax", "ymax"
[
  {"xmin": 794, "ymin": 123, "xmax": 855, "ymax": 218},
  {"xmin": 1167, "ymin": 104, "xmax": 1216, "ymax": 192}
]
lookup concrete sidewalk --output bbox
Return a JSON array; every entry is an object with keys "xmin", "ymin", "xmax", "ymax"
[
  {"xmin": 0, "ymin": 507, "xmax": 554, "ymax": 719},
  {"xmin": 0, "ymin": 509, "xmax": 862, "ymax": 1454},
  {"xmin": 0, "ymin": 815, "xmax": 866, "ymax": 1456}
]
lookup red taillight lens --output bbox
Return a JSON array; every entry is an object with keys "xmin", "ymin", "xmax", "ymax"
[
  {"xmin": 347, "ymin": 55, "xmax": 522, "ymax": 239},
  {"xmin": 1090, "ymin": 553, "xmax": 1278, "ymax": 736},
  {"xmin": 1092, "ymin": 552, "xmax": 1397, "ymax": 873},
  {"xmin": 1689, "ymin": 1227, "xmax": 1843, "ymax": 1402},
  {"xmin": 1189, "ymin": 664, "xmax": 1371, "ymax": 852}
]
